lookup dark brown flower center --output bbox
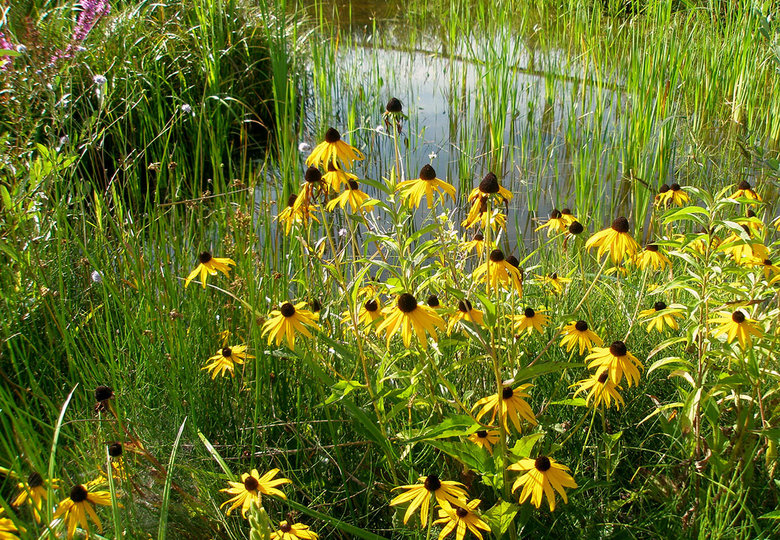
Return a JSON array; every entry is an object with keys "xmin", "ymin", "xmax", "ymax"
[
  {"xmin": 108, "ymin": 443, "xmax": 123, "ymax": 457},
  {"xmin": 569, "ymin": 221, "xmax": 584, "ymax": 235},
  {"xmin": 747, "ymin": 209, "xmax": 756, "ymax": 218},
  {"xmin": 324, "ymin": 127, "xmax": 341, "ymax": 143},
  {"xmin": 671, "ymin": 183, "xmax": 682, "ymax": 191},
  {"xmin": 70, "ymin": 485, "xmax": 88, "ymax": 503},
  {"xmin": 243, "ymin": 475, "xmax": 259, "ymax": 491},
  {"xmin": 550, "ymin": 273, "xmax": 558, "ymax": 280},
  {"xmin": 575, "ymin": 320, "xmax": 588, "ymax": 332},
  {"xmin": 419, "ymin": 164, "xmax": 437, "ymax": 181},
  {"xmin": 561, "ymin": 208, "xmax": 572, "ymax": 215},
  {"xmin": 476, "ymin": 430, "xmax": 488, "ymax": 438},
  {"xmin": 653, "ymin": 301, "xmax": 667, "ymax": 311},
  {"xmin": 732, "ymin": 311, "xmax": 746, "ymax": 323},
  {"xmin": 534, "ymin": 456, "xmax": 551, "ymax": 472},
  {"xmin": 286, "ymin": 193, "xmax": 298, "ymax": 207},
  {"xmin": 458, "ymin": 299, "xmax": 472, "ymax": 313},
  {"xmin": 473, "ymin": 233, "xmax": 484, "ymax": 241},
  {"xmin": 364, "ymin": 299, "xmax": 378, "ymax": 312},
  {"xmin": 424, "ymin": 474, "xmax": 441, "ymax": 491},
  {"xmin": 280, "ymin": 522, "xmax": 292, "ymax": 532},
  {"xmin": 456, "ymin": 507, "xmax": 469, "ymax": 518},
  {"xmin": 610, "ymin": 341, "xmax": 627, "ymax": 357},
  {"xmin": 611, "ymin": 217, "xmax": 630, "ymax": 233},
  {"xmin": 479, "ymin": 172, "xmax": 500, "ymax": 194},
  {"xmin": 646, "ymin": 244, "xmax": 659, "ymax": 252},
  {"xmin": 598, "ymin": 372, "xmax": 609, "ymax": 384},
  {"xmin": 347, "ymin": 180, "xmax": 359, "ymax": 190},
  {"xmin": 764, "ymin": 259, "xmax": 772, "ymax": 266},
  {"xmin": 524, "ymin": 307, "xmax": 535, "ymax": 318},
  {"xmin": 426, "ymin": 295, "xmax": 440, "ymax": 308},
  {"xmin": 28, "ymin": 472, "xmax": 43, "ymax": 488},
  {"xmin": 222, "ymin": 347, "xmax": 233, "ymax": 357},
  {"xmin": 310, "ymin": 299, "xmax": 321, "ymax": 312},
  {"xmin": 95, "ymin": 385, "xmax": 114, "ymax": 402},
  {"xmin": 659, "ymin": 184, "xmax": 670, "ymax": 193},
  {"xmin": 506, "ymin": 255, "xmax": 520, "ymax": 268},
  {"xmin": 550, "ymin": 209, "xmax": 562, "ymax": 219},
  {"xmin": 305, "ymin": 166, "xmax": 322, "ymax": 184},
  {"xmin": 502, "ymin": 387, "xmax": 513, "ymax": 399},
  {"xmin": 386, "ymin": 97, "xmax": 403, "ymax": 113},
  {"xmin": 737, "ymin": 180, "xmax": 751, "ymax": 190},
  {"xmin": 397, "ymin": 293, "xmax": 418, "ymax": 313},
  {"xmin": 280, "ymin": 303, "xmax": 296, "ymax": 317},
  {"xmin": 199, "ymin": 251, "xmax": 213, "ymax": 264},
  {"xmin": 489, "ymin": 249, "xmax": 505, "ymax": 262}
]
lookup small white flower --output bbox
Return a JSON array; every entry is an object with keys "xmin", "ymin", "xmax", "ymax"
[
  {"xmin": 59, "ymin": 135, "xmax": 70, "ymax": 146},
  {"xmin": 375, "ymin": 125, "xmax": 386, "ymax": 133},
  {"xmin": 298, "ymin": 142, "xmax": 311, "ymax": 153},
  {"xmin": 91, "ymin": 270, "xmax": 103, "ymax": 283},
  {"xmin": 428, "ymin": 151, "xmax": 437, "ymax": 161},
  {"xmin": 93, "ymin": 74, "xmax": 107, "ymax": 86},
  {"xmin": 16, "ymin": 44, "xmax": 27, "ymax": 54},
  {"xmin": 338, "ymin": 228, "xmax": 348, "ymax": 238},
  {"xmin": 180, "ymin": 103, "xmax": 192, "ymax": 114}
]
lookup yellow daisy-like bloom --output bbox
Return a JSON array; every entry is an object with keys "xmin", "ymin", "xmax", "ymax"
[
  {"xmin": 202, "ymin": 344, "xmax": 254, "ymax": 379},
  {"xmin": 585, "ymin": 217, "xmax": 640, "ymax": 264},
  {"xmin": 711, "ymin": 310, "xmax": 763, "ymax": 349},
  {"xmin": 306, "ymin": 127, "xmax": 364, "ymax": 171},
  {"xmin": 560, "ymin": 320, "xmax": 603, "ymax": 355},
  {"xmin": 473, "ymin": 249, "xmax": 523, "ymax": 294},
  {"xmin": 729, "ymin": 180, "xmax": 761, "ymax": 201},
  {"xmin": 322, "ymin": 162, "xmax": 357, "ymax": 192},
  {"xmin": 633, "ymin": 244, "xmax": 671, "ymax": 271},
  {"xmin": 294, "ymin": 167, "xmax": 328, "ymax": 211},
  {"xmin": 396, "ymin": 165, "xmax": 456, "ymax": 209},
  {"xmin": 655, "ymin": 183, "xmax": 689, "ymax": 207},
  {"xmin": 586, "ymin": 341, "xmax": 643, "ymax": 388},
  {"xmin": 277, "ymin": 193, "xmax": 319, "ymax": 235},
  {"xmin": 472, "ymin": 385, "xmax": 537, "ymax": 432},
  {"xmin": 271, "ymin": 521, "xmax": 319, "ymax": 540},
  {"xmin": 537, "ymin": 273, "xmax": 571, "ymax": 295},
  {"xmin": 509, "ymin": 307, "xmax": 550, "ymax": 336},
  {"xmin": 343, "ymin": 297, "xmax": 384, "ymax": 330},
  {"xmin": 720, "ymin": 228, "xmax": 769, "ymax": 263},
  {"xmin": 508, "ymin": 456, "xmax": 577, "ymax": 511},
  {"xmin": 559, "ymin": 208, "xmax": 578, "ymax": 227},
  {"xmin": 53, "ymin": 484, "xmax": 112, "ymax": 540},
  {"xmin": 460, "ymin": 232, "xmax": 485, "ymax": 257},
  {"xmin": 220, "ymin": 469, "xmax": 291, "ymax": 519},
  {"xmin": 467, "ymin": 429, "xmax": 500, "ymax": 454},
  {"xmin": 390, "ymin": 475, "xmax": 468, "ymax": 526},
  {"xmin": 572, "ymin": 371, "xmax": 625, "ymax": 409},
  {"xmin": 325, "ymin": 180, "xmax": 378, "ymax": 214},
  {"xmin": 0, "ymin": 510, "xmax": 22, "ymax": 540},
  {"xmin": 376, "ymin": 293, "xmax": 445, "ymax": 349},
  {"xmin": 685, "ymin": 231, "xmax": 719, "ymax": 255},
  {"xmin": 638, "ymin": 301, "xmax": 684, "ymax": 333},
  {"xmin": 447, "ymin": 299, "xmax": 484, "ymax": 335},
  {"xmin": 433, "ymin": 499, "xmax": 491, "ymax": 540},
  {"xmin": 13, "ymin": 472, "xmax": 58, "ymax": 522},
  {"xmin": 184, "ymin": 251, "xmax": 237, "ymax": 289},
  {"xmin": 738, "ymin": 209, "xmax": 764, "ymax": 233},
  {"xmin": 467, "ymin": 172, "xmax": 513, "ymax": 204},
  {"xmin": 535, "ymin": 209, "xmax": 567, "ymax": 237},
  {"xmin": 750, "ymin": 257, "xmax": 780, "ymax": 279},
  {"xmin": 461, "ymin": 201, "xmax": 507, "ymax": 231},
  {"xmin": 463, "ymin": 172, "xmax": 512, "ymax": 230},
  {"xmin": 262, "ymin": 302, "xmax": 320, "ymax": 351}
]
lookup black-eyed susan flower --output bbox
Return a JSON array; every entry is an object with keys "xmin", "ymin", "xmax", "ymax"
[
  {"xmin": 656, "ymin": 183, "xmax": 689, "ymax": 207},
  {"xmin": 53, "ymin": 484, "xmax": 112, "ymax": 539},
  {"xmin": 262, "ymin": 302, "xmax": 320, "ymax": 351},
  {"xmin": 396, "ymin": 165, "xmax": 456, "ymax": 209},
  {"xmin": 633, "ymin": 244, "xmax": 671, "ymax": 271},
  {"xmin": 461, "ymin": 200, "xmax": 506, "ymax": 231},
  {"xmin": 711, "ymin": 310, "xmax": 763, "ymax": 348},
  {"xmin": 322, "ymin": 162, "xmax": 357, "ymax": 192},
  {"xmin": 639, "ymin": 301, "xmax": 684, "ymax": 332},
  {"xmin": 426, "ymin": 295, "xmax": 441, "ymax": 308},
  {"xmin": 294, "ymin": 166, "xmax": 328, "ymax": 210},
  {"xmin": 567, "ymin": 220, "xmax": 585, "ymax": 238},
  {"xmin": 460, "ymin": 232, "xmax": 485, "ymax": 256},
  {"xmin": 343, "ymin": 297, "xmax": 384, "ymax": 330},
  {"xmin": 94, "ymin": 385, "xmax": 114, "ymax": 412},
  {"xmin": 473, "ymin": 385, "xmax": 537, "ymax": 432},
  {"xmin": 13, "ymin": 472, "xmax": 57, "ymax": 522},
  {"xmin": 586, "ymin": 341, "xmax": 643, "ymax": 388},
  {"xmin": 184, "ymin": 251, "xmax": 237, "ymax": 289},
  {"xmin": 585, "ymin": 217, "xmax": 639, "ymax": 264},
  {"xmin": 467, "ymin": 172, "xmax": 513, "ymax": 205},
  {"xmin": 306, "ymin": 127, "xmax": 364, "ymax": 170},
  {"xmin": 560, "ymin": 208, "xmax": 577, "ymax": 226},
  {"xmin": 750, "ymin": 257, "xmax": 780, "ymax": 279},
  {"xmin": 325, "ymin": 180, "xmax": 378, "ymax": 214},
  {"xmin": 277, "ymin": 193, "xmax": 319, "ymax": 235},
  {"xmin": 202, "ymin": 344, "xmax": 254, "ymax": 379},
  {"xmin": 221, "ymin": 469, "xmax": 291, "ymax": 519},
  {"xmin": 467, "ymin": 429, "xmax": 500, "ymax": 454},
  {"xmin": 376, "ymin": 293, "xmax": 445, "ymax": 349},
  {"xmin": 560, "ymin": 321, "xmax": 603, "ymax": 355},
  {"xmin": 537, "ymin": 272, "xmax": 571, "ymax": 295},
  {"xmin": 536, "ymin": 209, "xmax": 567, "ymax": 236},
  {"xmin": 390, "ymin": 475, "xmax": 468, "ymax": 526},
  {"xmin": 433, "ymin": 499, "xmax": 490, "ymax": 540},
  {"xmin": 720, "ymin": 227, "xmax": 769, "ymax": 263},
  {"xmin": 730, "ymin": 180, "xmax": 761, "ymax": 201},
  {"xmin": 447, "ymin": 299, "xmax": 484, "ymax": 335},
  {"xmin": 463, "ymin": 173, "xmax": 511, "ymax": 230},
  {"xmin": 508, "ymin": 456, "xmax": 577, "ymax": 511},
  {"xmin": 509, "ymin": 307, "xmax": 549, "ymax": 336},
  {"xmin": 738, "ymin": 209, "xmax": 764, "ymax": 233},
  {"xmin": 572, "ymin": 371, "xmax": 625, "ymax": 409},
  {"xmin": 271, "ymin": 521, "xmax": 319, "ymax": 540},
  {"xmin": 473, "ymin": 249, "xmax": 523, "ymax": 294}
]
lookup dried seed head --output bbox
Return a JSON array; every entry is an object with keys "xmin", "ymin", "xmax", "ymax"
[
  {"xmin": 95, "ymin": 386, "xmax": 114, "ymax": 402},
  {"xmin": 568, "ymin": 221, "xmax": 584, "ymax": 235},
  {"xmin": 386, "ymin": 97, "xmax": 403, "ymax": 113},
  {"xmin": 108, "ymin": 443, "xmax": 123, "ymax": 457}
]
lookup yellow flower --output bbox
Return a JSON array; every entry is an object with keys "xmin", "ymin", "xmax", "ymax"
[
  {"xmin": 184, "ymin": 251, "xmax": 236, "ymax": 289},
  {"xmin": 461, "ymin": 201, "xmax": 507, "ymax": 231},
  {"xmin": 220, "ymin": 469, "xmax": 291, "ymax": 518},
  {"xmin": 572, "ymin": 371, "xmax": 625, "ymax": 409},
  {"xmin": 277, "ymin": 193, "xmax": 319, "ymax": 235},
  {"xmin": 0, "ymin": 509, "xmax": 22, "ymax": 540},
  {"xmin": 585, "ymin": 217, "xmax": 639, "ymax": 264},
  {"xmin": 262, "ymin": 302, "xmax": 320, "ymax": 351},
  {"xmin": 271, "ymin": 521, "xmax": 319, "ymax": 540},
  {"xmin": 508, "ymin": 456, "xmax": 577, "ymax": 511},
  {"xmin": 433, "ymin": 499, "xmax": 491, "ymax": 540},
  {"xmin": 586, "ymin": 341, "xmax": 643, "ymax": 388},
  {"xmin": 738, "ymin": 209, "xmax": 764, "ymax": 233},
  {"xmin": 396, "ymin": 165, "xmax": 456, "ymax": 209},
  {"xmin": 472, "ymin": 385, "xmax": 537, "ymax": 432},
  {"xmin": 537, "ymin": 273, "xmax": 571, "ymax": 295},
  {"xmin": 750, "ymin": 257, "xmax": 780, "ymax": 279},
  {"xmin": 720, "ymin": 228, "xmax": 769, "ymax": 263},
  {"xmin": 467, "ymin": 172, "xmax": 513, "ymax": 204},
  {"xmin": 325, "ymin": 180, "xmax": 378, "ymax": 214},
  {"xmin": 357, "ymin": 297, "xmax": 384, "ymax": 327},
  {"xmin": 390, "ymin": 475, "xmax": 468, "ymax": 526},
  {"xmin": 685, "ymin": 231, "xmax": 719, "ymax": 255},
  {"xmin": 559, "ymin": 320, "xmax": 603, "ymax": 355},
  {"xmin": 559, "ymin": 208, "xmax": 578, "ymax": 226},
  {"xmin": 633, "ymin": 244, "xmax": 671, "ymax": 271},
  {"xmin": 729, "ymin": 180, "xmax": 761, "ymax": 201},
  {"xmin": 536, "ymin": 209, "xmax": 567, "ymax": 237},
  {"xmin": 294, "ymin": 167, "xmax": 328, "ymax": 210},
  {"xmin": 460, "ymin": 232, "xmax": 485, "ymax": 257},
  {"xmin": 322, "ymin": 162, "xmax": 356, "ymax": 191},
  {"xmin": 53, "ymin": 484, "xmax": 112, "ymax": 539},
  {"xmin": 447, "ymin": 299, "xmax": 484, "ymax": 335},
  {"xmin": 711, "ymin": 310, "xmax": 763, "ymax": 349},
  {"xmin": 638, "ymin": 301, "xmax": 684, "ymax": 333},
  {"xmin": 306, "ymin": 127, "xmax": 364, "ymax": 170},
  {"xmin": 473, "ymin": 249, "xmax": 523, "ymax": 294},
  {"xmin": 467, "ymin": 429, "xmax": 500, "ymax": 454},
  {"xmin": 376, "ymin": 293, "xmax": 445, "ymax": 349},
  {"xmin": 13, "ymin": 472, "xmax": 58, "ymax": 523},
  {"xmin": 202, "ymin": 344, "xmax": 254, "ymax": 379},
  {"xmin": 509, "ymin": 307, "xmax": 549, "ymax": 336},
  {"xmin": 656, "ymin": 183, "xmax": 689, "ymax": 207}
]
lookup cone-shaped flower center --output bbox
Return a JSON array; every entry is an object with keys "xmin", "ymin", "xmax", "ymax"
[
  {"xmin": 502, "ymin": 386, "xmax": 514, "ymax": 399},
  {"xmin": 489, "ymin": 249, "xmax": 505, "ymax": 262},
  {"xmin": 506, "ymin": 255, "xmax": 520, "ymax": 268},
  {"xmin": 222, "ymin": 347, "xmax": 233, "ymax": 358},
  {"xmin": 646, "ymin": 244, "xmax": 659, "ymax": 252},
  {"xmin": 611, "ymin": 217, "xmax": 630, "ymax": 233},
  {"xmin": 458, "ymin": 299, "xmax": 472, "ymax": 313},
  {"xmin": 243, "ymin": 475, "xmax": 259, "ymax": 491},
  {"xmin": 424, "ymin": 474, "xmax": 442, "ymax": 491},
  {"xmin": 534, "ymin": 456, "xmax": 552, "ymax": 472},
  {"xmin": 280, "ymin": 303, "xmax": 296, "ymax": 317},
  {"xmin": 575, "ymin": 320, "xmax": 588, "ymax": 331},
  {"xmin": 747, "ymin": 209, "xmax": 756, "ymax": 218},
  {"xmin": 671, "ymin": 183, "xmax": 682, "ymax": 191},
  {"xmin": 551, "ymin": 273, "xmax": 558, "ymax": 280},
  {"xmin": 386, "ymin": 97, "xmax": 403, "ymax": 113},
  {"xmin": 659, "ymin": 184, "xmax": 670, "ymax": 193},
  {"xmin": 426, "ymin": 295, "xmax": 440, "ymax": 308},
  {"xmin": 479, "ymin": 172, "xmax": 500, "ymax": 194},
  {"xmin": 70, "ymin": 485, "xmax": 88, "ymax": 503},
  {"xmin": 456, "ymin": 507, "xmax": 469, "ymax": 518},
  {"xmin": 199, "ymin": 251, "xmax": 213, "ymax": 264},
  {"xmin": 764, "ymin": 259, "xmax": 772, "ymax": 266},
  {"xmin": 598, "ymin": 372, "xmax": 609, "ymax": 384},
  {"xmin": 476, "ymin": 430, "xmax": 488, "ymax": 438},
  {"xmin": 286, "ymin": 193, "xmax": 298, "ymax": 207},
  {"xmin": 610, "ymin": 341, "xmax": 628, "ymax": 357},
  {"xmin": 419, "ymin": 164, "xmax": 437, "ymax": 181},
  {"xmin": 324, "ymin": 128, "xmax": 341, "ymax": 143},
  {"xmin": 473, "ymin": 233, "xmax": 484, "ymax": 241},
  {"xmin": 569, "ymin": 221, "xmax": 584, "ymax": 235},
  {"xmin": 347, "ymin": 180, "xmax": 359, "ymax": 190},
  {"xmin": 95, "ymin": 385, "xmax": 114, "ymax": 402},
  {"xmin": 305, "ymin": 166, "xmax": 322, "ymax": 184},
  {"xmin": 108, "ymin": 443, "xmax": 123, "ymax": 457},
  {"xmin": 280, "ymin": 522, "xmax": 293, "ymax": 532},
  {"xmin": 737, "ymin": 180, "xmax": 751, "ymax": 190},
  {"xmin": 397, "ymin": 293, "xmax": 418, "ymax": 313},
  {"xmin": 524, "ymin": 307, "xmax": 536, "ymax": 318},
  {"xmin": 28, "ymin": 472, "xmax": 43, "ymax": 488},
  {"xmin": 561, "ymin": 208, "xmax": 572, "ymax": 215},
  {"xmin": 732, "ymin": 311, "xmax": 746, "ymax": 323},
  {"xmin": 364, "ymin": 299, "xmax": 378, "ymax": 312},
  {"xmin": 653, "ymin": 301, "xmax": 667, "ymax": 311},
  {"xmin": 550, "ymin": 209, "xmax": 562, "ymax": 219}
]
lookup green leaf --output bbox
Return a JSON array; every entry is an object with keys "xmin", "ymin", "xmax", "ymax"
[
  {"xmin": 399, "ymin": 415, "xmax": 479, "ymax": 443},
  {"xmin": 514, "ymin": 362, "xmax": 582, "ymax": 383},
  {"xmin": 325, "ymin": 380, "xmax": 366, "ymax": 405},
  {"xmin": 427, "ymin": 439, "xmax": 494, "ymax": 475},
  {"xmin": 482, "ymin": 501, "xmax": 520, "ymax": 537},
  {"xmin": 759, "ymin": 510, "xmax": 780, "ymax": 520},
  {"xmin": 158, "ymin": 417, "xmax": 187, "ymax": 540},
  {"xmin": 510, "ymin": 432, "xmax": 544, "ymax": 458}
]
